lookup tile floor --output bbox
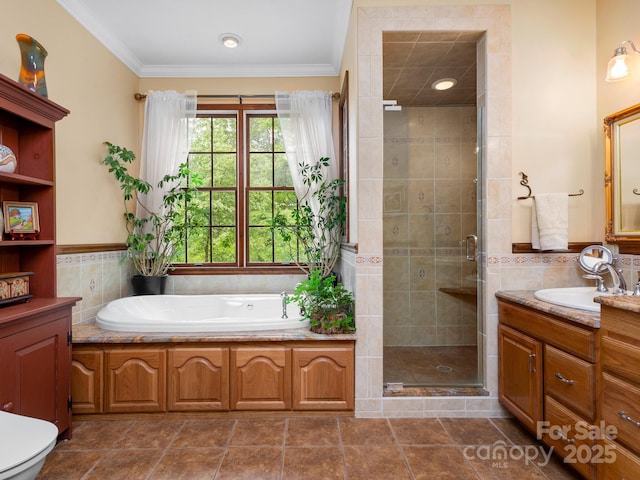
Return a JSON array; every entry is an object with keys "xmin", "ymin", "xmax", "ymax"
[
  {"xmin": 384, "ymin": 346, "xmax": 480, "ymax": 387},
  {"xmin": 37, "ymin": 416, "xmax": 584, "ymax": 479}
]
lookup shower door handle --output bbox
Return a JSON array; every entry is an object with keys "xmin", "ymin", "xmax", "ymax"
[{"xmin": 465, "ymin": 234, "xmax": 478, "ymax": 261}]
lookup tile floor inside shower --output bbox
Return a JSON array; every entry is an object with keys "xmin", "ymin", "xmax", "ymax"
[{"xmin": 384, "ymin": 345, "xmax": 480, "ymax": 387}]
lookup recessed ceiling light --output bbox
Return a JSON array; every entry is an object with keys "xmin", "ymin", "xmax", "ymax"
[
  {"xmin": 219, "ymin": 33, "xmax": 241, "ymax": 49},
  {"xmin": 431, "ymin": 78, "xmax": 457, "ymax": 91}
]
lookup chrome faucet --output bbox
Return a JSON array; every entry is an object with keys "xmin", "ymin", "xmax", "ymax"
[
  {"xmin": 280, "ymin": 291, "xmax": 289, "ymax": 319},
  {"xmin": 593, "ymin": 261, "xmax": 627, "ymax": 295},
  {"xmin": 583, "ymin": 273, "xmax": 607, "ymax": 292}
]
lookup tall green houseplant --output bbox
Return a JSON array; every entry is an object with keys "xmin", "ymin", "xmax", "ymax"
[
  {"xmin": 102, "ymin": 141, "xmax": 200, "ymax": 278},
  {"xmin": 271, "ymin": 157, "xmax": 346, "ymax": 278}
]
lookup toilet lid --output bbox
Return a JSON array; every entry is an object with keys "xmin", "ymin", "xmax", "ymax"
[{"xmin": 0, "ymin": 411, "xmax": 58, "ymax": 473}]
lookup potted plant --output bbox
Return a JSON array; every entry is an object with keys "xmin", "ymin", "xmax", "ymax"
[
  {"xmin": 102, "ymin": 141, "xmax": 200, "ymax": 294},
  {"xmin": 271, "ymin": 157, "xmax": 346, "ymax": 278},
  {"xmin": 289, "ymin": 269, "xmax": 355, "ymax": 334}
]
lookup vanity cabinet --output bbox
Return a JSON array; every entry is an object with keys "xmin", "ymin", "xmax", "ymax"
[
  {"xmin": 72, "ymin": 341, "xmax": 355, "ymax": 414},
  {"xmin": 599, "ymin": 304, "xmax": 640, "ymax": 479},
  {"xmin": 498, "ymin": 298, "xmax": 599, "ymax": 479}
]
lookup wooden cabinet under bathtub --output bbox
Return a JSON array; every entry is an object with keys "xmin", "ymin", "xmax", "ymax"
[{"xmin": 71, "ymin": 341, "xmax": 354, "ymax": 415}]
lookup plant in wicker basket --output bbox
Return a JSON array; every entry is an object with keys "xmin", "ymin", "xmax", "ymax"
[{"xmin": 289, "ymin": 270, "xmax": 355, "ymax": 334}]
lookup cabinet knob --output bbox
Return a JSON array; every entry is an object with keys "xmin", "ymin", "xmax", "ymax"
[{"xmin": 2, "ymin": 402, "xmax": 13, "ymax": 411}]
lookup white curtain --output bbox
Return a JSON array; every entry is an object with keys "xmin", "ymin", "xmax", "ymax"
[
  {"xmin": 275, "ymin": 90, "xmax": 337, "ymax": 203},
  {"xmin": 138, "ymin": 90, "xmax": 197, "ymax": 219}
]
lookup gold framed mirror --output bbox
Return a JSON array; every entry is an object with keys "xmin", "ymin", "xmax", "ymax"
[{"xmin": 604, "ymin": 103, "xmax": 640, "ymax": 254}]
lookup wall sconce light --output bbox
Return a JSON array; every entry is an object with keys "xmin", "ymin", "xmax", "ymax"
[{"xmin": 606, "ymin": 40, "xmax": 640, "ymax": 82}]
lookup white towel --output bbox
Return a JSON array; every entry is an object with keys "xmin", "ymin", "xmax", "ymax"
[{"xmin": 531, "ymin": 193, "xmax": 568, "ymax": 250}]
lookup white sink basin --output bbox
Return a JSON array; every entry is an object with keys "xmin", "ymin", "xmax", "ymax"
[{"xmin": 533, "ymin": 287, "xmax": 606, "ymax": 313}]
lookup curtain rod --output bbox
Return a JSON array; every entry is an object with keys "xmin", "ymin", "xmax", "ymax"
[{"xmin": 133, "ymin": 92, "xmax": 340, "ymax": 103}]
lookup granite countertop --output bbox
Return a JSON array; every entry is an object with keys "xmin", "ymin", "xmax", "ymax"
[
  {"xmin": 495, "ymin": 290, "xmax": 601, "ymax": 329},
  {"xmin": 72, "ymin": 321, "xmax": 357, "ymax": 344},
  {"xmin": 595, "ymin": 294, "xmax": 640, "ymax": 314}
]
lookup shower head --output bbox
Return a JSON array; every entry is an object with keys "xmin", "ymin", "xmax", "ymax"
[{"xmin": 382, "ymin": 100, "xmax": 402, "ymax": 111}]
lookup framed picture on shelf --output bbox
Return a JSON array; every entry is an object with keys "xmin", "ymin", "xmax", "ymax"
[{"xmin": 3, "ymin": 201, "xmax": 39, "ymax": 239}]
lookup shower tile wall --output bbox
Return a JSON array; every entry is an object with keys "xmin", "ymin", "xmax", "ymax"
[{"xmin": 383, "ymin": 106, "xmax": 477, "ymax": 347}]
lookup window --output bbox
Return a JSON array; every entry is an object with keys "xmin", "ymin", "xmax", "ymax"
[{"xmin": 174, "ymin": 104, "xmax": 302, "ymax": 270}]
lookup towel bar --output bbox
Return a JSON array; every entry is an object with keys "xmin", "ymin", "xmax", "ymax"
[{"xmin": 516, "ymin": 171, "xmax": 584, "ymax": 200}]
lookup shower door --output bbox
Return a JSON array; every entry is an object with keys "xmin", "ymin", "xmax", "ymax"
[{"xmin": 382, "ymin": 105, "xmax": 483, "ymax": 388}]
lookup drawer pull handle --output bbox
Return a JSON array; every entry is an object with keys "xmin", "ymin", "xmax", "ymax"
[
  {"xmin": 618, "ymin": 411, "xmax": 640, "ymax": 427},
  {"xmin": 554, "ymin": 373, "xmax": 575, "ymax": 385},
  {"xmin": 2, "ymin": 402, "xmax": 13, "ymax": 411},
  {"xmin": 553, "ymin": 428, "xmax": 575, "ymax": 444}
]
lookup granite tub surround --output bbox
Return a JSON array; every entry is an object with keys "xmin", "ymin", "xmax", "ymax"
[
  {"xmin": 495, "ymin": 290, "xmax": 600, "ymax": 328},
  {"xmin": 72, "ymin": 321, "xmax": 356, "ymax": 343}
]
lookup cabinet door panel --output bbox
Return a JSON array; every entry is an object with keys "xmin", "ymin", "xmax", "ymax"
[
  {"xmin": 498, "ymin": 323, "xmax": 542, "ymax": 433},
  {"xmin": 168, "ymin": 348, "xmax": 229, "ymax": 411},
  {"xmin": 2, "ymin": 318, "xmax": 70, "ymax": 434},
  {"xmin": 292, "ymin": 347, "xmax": 354, "ymax": 410},
  {"xmin": 230, "ymin": 347, "xmax": 290, "ymax": 410},
  {"xmin": 71, "ymin": 350, "xmax": 103, "ymax": 414},
  {"xmin": 105, "ymin": 349, "xmax": 166, "ymax": 413}
]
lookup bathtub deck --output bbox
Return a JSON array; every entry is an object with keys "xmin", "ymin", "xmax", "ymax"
[{"xmin": 72, "ymin": 321, "xmax": 357, "ymax": 343}]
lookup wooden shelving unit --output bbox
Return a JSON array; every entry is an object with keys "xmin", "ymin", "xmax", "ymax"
[{"xmin": 0, "ymin": 73, "xmax": 79, "ymax": 439}]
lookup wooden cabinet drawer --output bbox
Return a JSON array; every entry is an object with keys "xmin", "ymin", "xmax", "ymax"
[
  {"xmin": 544, "ymin": 344, "xmax": 595, "ymax": 420},
  {"xmin": 544, "ymin": 395, "xmax": 595, "ymax": 480},
  {"xmin": 602, "ymin": 373, "xmax": 640, "ymax": 457},
  {"xmin": 600, "ymin": 438, "xmax": 640, "ymax": 480},
  {"xmin": 498, "ymin": 301, "xmax": 596, "ymax": 361},
  {"xmin": 602, "ymin": 335, "xmax": 640, "ymax": 385}
]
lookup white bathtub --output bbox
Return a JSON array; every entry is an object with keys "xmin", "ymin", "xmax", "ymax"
[{"xmin": 95, "ymin": 294, "xmax": 308, "ymax": 332}]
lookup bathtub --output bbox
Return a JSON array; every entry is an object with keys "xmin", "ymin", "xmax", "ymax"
[{"xmin": 95, "ymin": 294, "xmax": 308, "ymax": 332}]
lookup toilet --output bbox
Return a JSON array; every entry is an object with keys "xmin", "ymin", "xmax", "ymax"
[{"xmin": 0, "ymin": 411, "xmax": 58, "ymax": 480}]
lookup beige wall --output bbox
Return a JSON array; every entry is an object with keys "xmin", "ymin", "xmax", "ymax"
[
  {"xmin": 344, "ymin": 0, "xmax": 599, "ymax": 246},
  {"xmin": 0, "ymin": 2, "xmax": 628, "ymax": 248},
  {"xmin": 597, "ymin": 0, "xmax": 640, "ymax": 160},
  {"xmin": 0, "ymin": 1, "xmax": 139, "ymax": 245},
  {"xmin": 0, "ymin": 3, "xmax": 341, "ymax": 247}
]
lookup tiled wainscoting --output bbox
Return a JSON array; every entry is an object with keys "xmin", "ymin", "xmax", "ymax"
[{"xmin": 56, "ymin": 251, "xmax": 305, "ymax": 325}]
